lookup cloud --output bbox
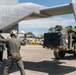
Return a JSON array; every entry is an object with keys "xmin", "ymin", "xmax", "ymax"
[
  {"xmin": 19, "ymin": 16, "xmax": 76, "ymax": 36},
  {"xmin": 19, "ymin": 17, "xmax": 75, "ymax": 29}
]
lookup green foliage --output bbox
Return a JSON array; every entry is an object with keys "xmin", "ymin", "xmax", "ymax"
[
  {"xmin": 66, "ymin": 26, "xmax": 72, "ymax": 28},
  {"xmin": 49, "ymin": 27, "xmax": 55, "ymax": 32},
  {"xmin": 48, "ymin": 25, "xmax": 63, "ymax": 32},
  {"xmin": 55, "ymin": 25, "xmax": 63, "ymax": 32},
  {"xmin": 26, "ymin": 32, "xmax": 33, "ymax": 35},
  {"xmin": 74, "ymin": 26, "xmax": 76, "ymax": 28},
  {"xmin": 26, "ymin": 32, "xmax": 36, "ymax": 37}
]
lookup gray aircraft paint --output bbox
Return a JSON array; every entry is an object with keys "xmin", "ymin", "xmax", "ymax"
[
  {"xmin": 0, "ymin": 3, "xmax": 47, "ymax": 32},
  {"xmin": 0, "ymin": 0, "xmax": 18, "ymax": 5},
  {"xmin": 0, "ymin": 0, "xmax": 76, "ymax": 32},
  {"xmin": 72, "ymin": 0, "xmax": 76, "ymax": 22}
]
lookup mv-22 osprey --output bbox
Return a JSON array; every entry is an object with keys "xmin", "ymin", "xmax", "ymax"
[{"xmin": 0, "ymin": 0, "xmax": 76, "ymax": 33}]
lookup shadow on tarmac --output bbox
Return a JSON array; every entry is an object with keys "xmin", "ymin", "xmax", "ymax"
[
  {"xmin": 0, "ymin": 55, "xmax": 76, "ymax": 75},
  {"xmin": 23, "ymin": 55, "xmax": 76, "ymax": 75},
  {"xmin": 24, "ymin": 60, "xmax": 76, "ymax": 75}
]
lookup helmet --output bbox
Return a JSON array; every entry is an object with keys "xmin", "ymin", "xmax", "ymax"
[{"xmin": 10, "ymin": 30, "xmax": 17, "ymax": 36}]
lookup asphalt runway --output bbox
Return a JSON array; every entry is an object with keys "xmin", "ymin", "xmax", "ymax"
[{"xmin": 0, "ymin": 45, "xmax": 76, "ymax": 75}]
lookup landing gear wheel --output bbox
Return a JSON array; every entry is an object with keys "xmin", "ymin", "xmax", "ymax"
[{"xmin": 54, "ymin": 50, "xmax": 65, "ymax": 59}]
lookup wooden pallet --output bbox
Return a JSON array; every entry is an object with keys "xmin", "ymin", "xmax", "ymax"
[{"xmin": 43, "ymin": 45, "xmax": 69, "ymax": 51}]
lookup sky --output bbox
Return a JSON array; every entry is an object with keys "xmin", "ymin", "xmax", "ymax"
[{"xmin": 18, "ymin": 0, "xmax": 76, "ymax": 36}]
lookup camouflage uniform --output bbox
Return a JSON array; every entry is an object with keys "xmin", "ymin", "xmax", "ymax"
[
  {"xmin": 0, "ymin": 35, "xmax": 5, "ymax": 62},
  {"xmin": 0, "ymin": 36, "xmax": 26, "ymax": 75},
  {"xmin": 67, "ymin": 27, "xmax": 76, "ymax": 51}
]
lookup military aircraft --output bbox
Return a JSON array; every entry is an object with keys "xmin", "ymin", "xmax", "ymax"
[{"xmin": 0, "ymin": 0, "xmax": 76, "ymax": 33}]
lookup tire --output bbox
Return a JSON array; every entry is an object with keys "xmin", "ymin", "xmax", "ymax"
[
  {"xmin": 73, "ymin": 43, "xmax": 76, "ymax": 57},
  {"xmin": 73, "ymin": 53, "xmax": 76, "ymax": 57},
  {"xmin": 54, "ymin": 50, "xmax": 65, "ymax": 59}
]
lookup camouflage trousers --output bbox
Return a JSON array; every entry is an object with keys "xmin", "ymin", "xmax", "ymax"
[
  {"xmin": 73, "ymin": 43, "xmax": 76, "ymax": 52},
  {"xmin": 3, "ymin": 52, "xmax": 26, "ymax": 75}
]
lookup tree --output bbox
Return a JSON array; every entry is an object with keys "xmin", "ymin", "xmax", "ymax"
[
  {"xmin": 49, "ymin": 27, "xmax": 55, "ymax": 32},
  {"xmin": 55, "ymin": 25, "xmax": 63, "ymax": 32},
  {"xmin": 26, "ymin": 32, "xmax": 36, "ymax": 38},
  {"xmin": 66, "ymin": 25, "xmax": 72, "ymax": 28},
  {"xmin": 74, "ymin": 26, "xmax": 76, "ymax": 28}
]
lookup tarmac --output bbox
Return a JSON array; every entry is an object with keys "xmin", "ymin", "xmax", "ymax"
[{"xmin": 0, "ymin": 45, "xmax": 76, "ymax": 75}]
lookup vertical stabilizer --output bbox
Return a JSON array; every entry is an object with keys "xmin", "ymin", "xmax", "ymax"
[{"xmin": 72, "ymin": 0, "xmax": 76, "ymax": 21}]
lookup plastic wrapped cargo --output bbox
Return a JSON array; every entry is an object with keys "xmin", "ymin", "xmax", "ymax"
[{"xmin": 43, "ymin": 32, "xmax": 68, "ymax": 50}]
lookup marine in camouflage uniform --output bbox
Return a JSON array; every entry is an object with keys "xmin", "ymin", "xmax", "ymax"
[
  {"xmin": 0, "ymin": 30, "xmax": 26, "ymax": 75},
  {"xmin": 0, "ymin": 32, "xmax": 5, "ymax": 62},
  {"xmin": 66, "ymin": 26, "xmax": 76, "ymax": 52}
]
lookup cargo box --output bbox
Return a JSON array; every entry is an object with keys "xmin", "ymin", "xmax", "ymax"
[{"xmin": 43, "ymin": 32, "xmax": 68, "ymax": 50}]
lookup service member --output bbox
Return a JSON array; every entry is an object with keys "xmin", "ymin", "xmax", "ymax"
[
  {"xmin": 0, "ymin": 30, "xmax": 26, "ymax": 75},
  {"xmin": 0, "ymin": 31, "xmax": 5, "ymax": 62},
  {"xmin": 66, "ymin": 26, "xmax": 76, "ymax": 51}
]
